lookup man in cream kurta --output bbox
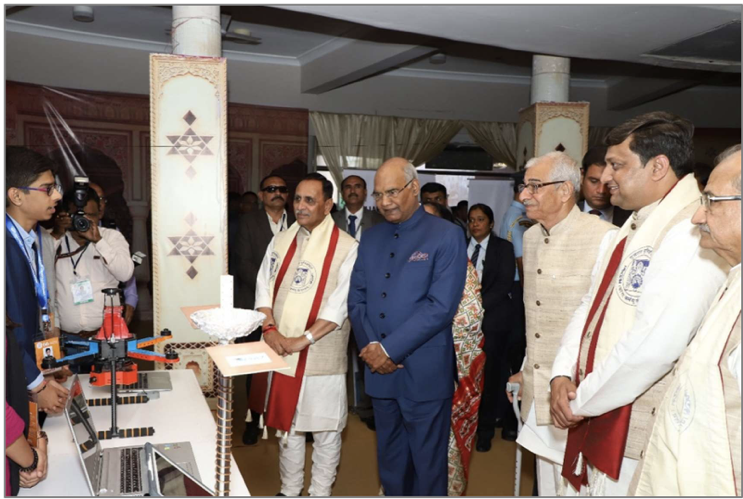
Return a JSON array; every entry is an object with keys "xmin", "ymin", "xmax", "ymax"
[
  {"xmin": 550, "ymin": 112, "xmax": 729, "ymax": 495},
  {"xmin": 630, "ymin": 145, "xmax": 741, "ymax": 496},
  {"xmin": 508, "ymin": 152, "xmax": 615, "ymax": 496},
  {"xmin": 254, "ymin": 174, "xmax": 358, "ymax": 496}
]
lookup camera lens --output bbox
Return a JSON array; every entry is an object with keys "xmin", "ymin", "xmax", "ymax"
[{"xmin": 72, "ymin": 213, "xmax": 90, "ymax": 232}]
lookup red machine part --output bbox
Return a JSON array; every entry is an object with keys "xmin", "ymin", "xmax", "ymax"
[
  {"xmin": 90, "ymin": 361, "xmax": 138, "ymax": 387},
  {"xmin": 95, "ymin": 306, "xmax": 132, "ymax": 341}
]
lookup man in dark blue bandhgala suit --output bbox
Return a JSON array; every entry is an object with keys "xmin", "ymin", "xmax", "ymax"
[{"xmin": 348, "ymin": 157, "xmax": 468, "ymax": 496}]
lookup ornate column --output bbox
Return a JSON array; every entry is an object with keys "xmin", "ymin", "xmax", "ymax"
[
  {"xmin": 150, "ymin": 5, "xmax": 226, "ymax": 396},
  {"xmin": 517, "ymin": 55, "xmax": 589, "ymax": 169}
]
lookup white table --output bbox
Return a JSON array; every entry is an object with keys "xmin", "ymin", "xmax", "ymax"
[{"xmin": 20, "ymin": 370, "xmax": 250, "ymax": 496}]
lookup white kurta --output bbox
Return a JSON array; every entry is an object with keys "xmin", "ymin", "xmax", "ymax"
[
  {"xmin": 255, "ymin": 227, "xmax": 358, "ymax": 432},
  {"xmin": 551, "ymin": 217, "xmax": 728, "ymax": 493}
]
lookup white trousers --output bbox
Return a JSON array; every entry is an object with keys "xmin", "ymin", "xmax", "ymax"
[
  {"xmin": 279, "ymin": 430, "xmax": 343, "ymax": 496},
  {"xmin": 536, "ymin": 456, "xmax": 564, "ymax": 496}
]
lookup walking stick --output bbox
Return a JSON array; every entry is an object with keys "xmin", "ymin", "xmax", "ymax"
[{"xmin": 506, "ymin": 382, "xmax": 523, "ymax": 497}]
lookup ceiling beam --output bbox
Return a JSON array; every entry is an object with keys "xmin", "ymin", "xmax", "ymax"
[
  {"xmin": 607, "ymin": 76, "xmax": 702, "ymax": 111},
  {"xmin": 300, "ymin": 34, "xmax": 438, "ymax": 94}
]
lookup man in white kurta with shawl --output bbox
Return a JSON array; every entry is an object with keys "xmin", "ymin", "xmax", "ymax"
[
  {"xmin": 550, "ymin": 111, "xmax": 729, "ymax": 495},
  {"xmin": 249, "ymin": 173, "xmax": 358, "ymax": 496},
  {"xmin": 630, "ymin": 144, "xmax": 742, "ymax": 496}
]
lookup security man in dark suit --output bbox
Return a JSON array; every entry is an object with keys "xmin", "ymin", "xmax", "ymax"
[
  {"xmin": 349, "ymin": 157, "xmax": 468, "ymax": 496},
  {"xmin": 467, "ymin": 203, "xmax": 517, "ymax": 449},
  {"xmin": 233, "ymin": 173, "xmax": 295, "ymax": 445},
  {"xmin": 331, "ymin": 175, "xmax": 384, "ymax": 240},
  {"xmin": 579, "ymin": 145, "xmax": 631, "ymax": 227},
  {"xmin": 332, "ymin": 174, "xmax": 384, "ymax": 430}
]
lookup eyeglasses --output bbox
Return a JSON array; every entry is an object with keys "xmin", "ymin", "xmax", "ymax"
[
  {"xmin": 700, "ymin": 193, "xmax": 742, "ymax": 210},
  {"xmin": 262, "ymin": 185, "xmax": 288, "ymax": 194},
  {"xmin": 517, "ymin": 180, "xmax": 566, "ymax": 195},
  {"xmin": 371, "ymin": 180, "xmax": 413, "ymax": 202},
  {"xmin": 20, "ymin": 184, "xmax": 62, "ymax": 197}
]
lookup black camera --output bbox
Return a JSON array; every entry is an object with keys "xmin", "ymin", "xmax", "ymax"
[{"xmin": 71, "ymin": 176, "xmax": 91, "ymax": 232}]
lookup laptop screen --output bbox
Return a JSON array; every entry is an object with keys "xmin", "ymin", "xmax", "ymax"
[
  {"xmin": 66, "ymin": 375, "xmax": 103, "ymax": 494},
  {"xmin": 152, "ymin": 447, "xmax": 214, "ymax": 497}
]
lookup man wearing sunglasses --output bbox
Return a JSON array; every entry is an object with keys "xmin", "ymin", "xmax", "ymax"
[
  {"xmin": 550, "ymin": 112, "xmax": 729, "ymax": 495},
  {"xmin": 630, "ymin": 144, "xmax": 741, "ymax": 496},
  {"xmin": 234, "ymin": 173, "xmax": 295, "ymax": 445},
  {"xmin": 5, "ymin": 146, "xmax": 69, "ymax": 415}
]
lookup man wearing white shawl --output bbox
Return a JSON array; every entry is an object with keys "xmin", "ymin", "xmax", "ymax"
[
  {"xmin": 250, "ymin": 173, "xmax": 358, "ymax": 496},
  {"xmin": 550, "ymin": 112, "xmax": 729, "ymax": 495},
  {"xmin": 630, "ymin": 144, "xmax": 741, "ymax": 496}
]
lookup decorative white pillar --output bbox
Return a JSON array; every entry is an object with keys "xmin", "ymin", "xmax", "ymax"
[
  {"xmin": 171, "ymin": 6, "xmax": 221, "ymax": 57},
  {"xmin": 129, "ymin": 201, "xmax": 152, "ymax": 320},
  {"xmin": 530, "ymin": 55, "xmax": 570, "ymax": 104},
  {"xmin": 517, "ymin": 54, "xmax": 589, "ymax": 169},
  {"xmin": 150, "ymin": 4, "xmax": 227, "ymax": 407}
]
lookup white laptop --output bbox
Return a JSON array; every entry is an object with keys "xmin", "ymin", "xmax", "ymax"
[{"xmin": 64, "ymin": 375, "xmax": 208, "ymax": 496}]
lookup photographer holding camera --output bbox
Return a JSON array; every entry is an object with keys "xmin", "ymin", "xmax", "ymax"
[{"xmin": 52, "ymin": 182, "xmax": 134, "ymax": 360}]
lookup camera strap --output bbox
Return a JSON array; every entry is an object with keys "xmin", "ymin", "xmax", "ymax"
[
  {"xmin": 64, "ymin": 234, "xmax": 90, "ymax": 277},
  {"xmin": 5, "ymin": 214, "xmax": 50, "ymax": 325}
]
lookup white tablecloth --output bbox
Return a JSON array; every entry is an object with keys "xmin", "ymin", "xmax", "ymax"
[{"xmin": 19, "ymin": 369, "xmax": 250, "ymax": 496}]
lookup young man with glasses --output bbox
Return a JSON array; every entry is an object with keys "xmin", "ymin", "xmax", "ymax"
[
  {"xmin": 234, "ymin": 174, "xmax": 295, "ymax": 445},
  {"xmin": 550, "ymin": 112, "xmax": 729, "ymax": 495},
  {"xmin": 630, "ymin": 144, "xmax": 741, "ymax": 496},
  {"xmin": 5, "ymin": 146, "xmax": 69, "ymax": 415},
  {"xmin": 348, "ymin": 157, "xmax": 468, "ymax": 496},
  {"xmin": 506, "ymin": 151, "xmax": 615, "ymax": 495}
]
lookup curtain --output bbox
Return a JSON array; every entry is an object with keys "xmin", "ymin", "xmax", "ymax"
[
  {"xmin": 310, "ymin": 111, "xmax": 393, "ymax": 188},
  {"xmin": 390, "ymin": 117, "xmax": 463, "ymax": 166},
  {"xmin": 462, "ymin": 121, "xmax": 518, "ymax": 167}
]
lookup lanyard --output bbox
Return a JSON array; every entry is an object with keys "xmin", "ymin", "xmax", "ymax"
[
  {"xmin": 64, "ymin": 235, "xmax": 90, "ymax": 276},
  {"xmin": 5, "ymin": 214, "xmax": 50, "ymax": 323}
]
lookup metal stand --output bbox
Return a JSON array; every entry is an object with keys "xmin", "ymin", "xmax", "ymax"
[
  {"xmin": 215, "ymin": 370, "xmax": 233, "ymax": 496},
  {"xmin": 507, "ymin": 382, "xmax": 523, "ymax": 497}
]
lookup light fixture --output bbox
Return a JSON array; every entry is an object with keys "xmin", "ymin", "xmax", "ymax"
[
  {"xmin": 72, "ymin": 6, "xmax": 94, "ymax": 23},
  {"xmin": 429, "ymin": 53, "xmax": 447, "ymax": 65}
]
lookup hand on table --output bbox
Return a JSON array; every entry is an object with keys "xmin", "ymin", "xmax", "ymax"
[
  {"xmin": 550, "ymin": 377, "xmax": 584, "ymax": 429},
  {"xmin": 19, "ymin": 436, "xmax": 48, "ymax": 488}
]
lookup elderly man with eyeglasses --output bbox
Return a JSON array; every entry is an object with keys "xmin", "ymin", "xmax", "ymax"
[
  {"xmin": 549, "ymin": 112, "xmax": 728, "ymax": 495},
  {"xmin": 506, "ymin": 151, "xmax": 616, "ymax": 495},
  {"xmin": 348, "ymin": 157, "xmax": 468, "ymax": 496},
  {"xmin": 629, "ymin": 144, "xmax": 741, "ymax": 496},
  {"xmin": 234, "ymin": 173, "xmax": 296, "ymax": 445}
]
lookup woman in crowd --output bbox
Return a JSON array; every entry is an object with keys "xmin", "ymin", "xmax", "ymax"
[
  {"xmin": 423, "ymin": 201, "xmax": 485, "ymax": 495},
  {"xmin": 467, "ymin": 204, "xmax": 517, "ymax": 450},
  {"xmin": 6, "ymin": 316, "xmax": 49, "ymax": 495}
]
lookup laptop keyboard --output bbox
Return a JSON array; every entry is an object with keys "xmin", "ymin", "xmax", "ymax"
[{"xmin": 119, "ymin": 448, "xmax": 142, "ymax": 494}]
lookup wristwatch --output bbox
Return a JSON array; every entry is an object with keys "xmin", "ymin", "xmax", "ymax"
[
  {"xmin": 19, "ymin": 448, "xmax": 39, "ymax": 473},
  {"xmin": 303, "ymin": 331, "xmax": 316, "ymax": 345}
]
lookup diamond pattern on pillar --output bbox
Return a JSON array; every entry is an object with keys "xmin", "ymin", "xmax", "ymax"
[
  {"xmin": 555, "ymin": 143, "xmax": 565, "ymax": 152},
  {"xmin": 166, "ymin": 110, "xmax": 214, "ymax": 168},
  {"xmin": 167, "ymin": 212, "xmax": 215, "ymax": 279}
]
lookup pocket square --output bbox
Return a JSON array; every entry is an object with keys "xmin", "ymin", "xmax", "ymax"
[{"xmin": 408, "ymin": 251, "xmax": 429, "ymax": 262}]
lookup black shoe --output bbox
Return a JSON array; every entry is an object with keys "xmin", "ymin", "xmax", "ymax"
[
  {"xmin": 305, "ymin": 432, "xmax": 314, "ymax": 443},
  {"xmin": 242, "ymin": 424, "xmax": 259, "ymax": 446},
  {"xmin": 475, "ymin": 435, "xmax": 492, "ymax": 452},
  {"xmin": 502, "ymin": 428, "xmax": 518, "ymax": 442},
  {"xmin": 276, "ymin": 493, "xmax": 286, "ymax": 496},
  {"xmin": 494, "ymin": 417, "xmax": 504, "ymax": 429},
  {"xmin": 362, "ymin": 416, "xmax": 376, "ymax": 431}
]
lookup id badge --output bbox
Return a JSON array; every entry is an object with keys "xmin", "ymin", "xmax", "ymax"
[{"xmin": 71, "ymin": 277, "xmax": 94, "ymax": 305}]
